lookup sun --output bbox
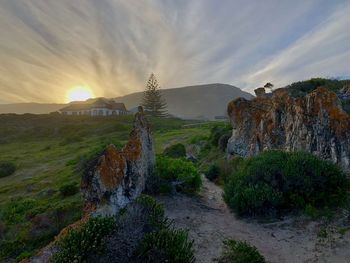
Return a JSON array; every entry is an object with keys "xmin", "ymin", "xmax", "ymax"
[{"xmin": 66, "ymin": 86, "xmax": 95, "ymax": 102}]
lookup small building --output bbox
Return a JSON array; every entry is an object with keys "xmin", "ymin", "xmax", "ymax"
[{"xmin": 59, "ymin": 98, "xmax": 128, "ymax": 116}]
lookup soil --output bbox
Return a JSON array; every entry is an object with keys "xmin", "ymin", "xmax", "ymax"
[{"xmin": 157, "ymin": 176, "xmax": 350, "ymax": 263}]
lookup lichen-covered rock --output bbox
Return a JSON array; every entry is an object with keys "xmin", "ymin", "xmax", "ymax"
[
  {"xmin": 227, "ymin": 87, "xmax": 350, "ymax": 169},
  {"xmin": 81, "ymin": 107, "xmax": 155, "ymax": 216},
  {"xmin": 24, "ymin": 108, "xmax": 155, "ymax": 263}
]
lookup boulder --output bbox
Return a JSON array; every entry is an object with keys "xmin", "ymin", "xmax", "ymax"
[
  {"xmin": 81, "ymin": 107, "xmax": 155, "ymax": 216},
  {"xmin": 227, "ymin": 87, "xmax": 350, "ymax": 169}
]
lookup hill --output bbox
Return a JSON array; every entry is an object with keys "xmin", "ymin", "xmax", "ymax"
[
  {"xmin": 0, "ymin": 103, "xmax": 66, "ymax": 115},
  {"xmin": 0, "ymin": 84, "xmax": 253, "ymax": 119},
  {"xmin": 114, "ymin": 83, "xmax": 253, "ymax": 119}
]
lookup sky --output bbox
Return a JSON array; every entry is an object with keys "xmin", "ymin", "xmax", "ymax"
[{"xmin": 0, "ymin": 0, "xmax": 350, "ymax": 103}]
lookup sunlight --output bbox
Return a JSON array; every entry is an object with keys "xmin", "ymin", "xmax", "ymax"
[{"xmin": 66, "ymin": 86, "xmax": 95, "ymax": 102}]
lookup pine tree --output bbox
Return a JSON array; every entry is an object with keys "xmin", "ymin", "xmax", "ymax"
[{"xmin": 141, "ymin": 73, "xmax": 168, "ymax": 117}]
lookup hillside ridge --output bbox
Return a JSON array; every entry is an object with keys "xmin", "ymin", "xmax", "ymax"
[{"xmin": 0, "ymin": 83, "xmax": 253, "ymax": 119}]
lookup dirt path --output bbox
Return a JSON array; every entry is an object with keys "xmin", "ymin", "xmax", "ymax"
[{"xmin": 157, "ymin": 176, "xmax": 350, "ymax": 263}]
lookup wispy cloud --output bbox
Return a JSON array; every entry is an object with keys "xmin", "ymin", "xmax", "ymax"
[{"xmin": 0, "ymin": 0, "xmax": 349, "ymax": 103}]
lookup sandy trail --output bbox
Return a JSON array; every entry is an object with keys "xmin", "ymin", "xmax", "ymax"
[{"xmin": 157, "ymin": 176, "xmax": 350, "ymax": 263}]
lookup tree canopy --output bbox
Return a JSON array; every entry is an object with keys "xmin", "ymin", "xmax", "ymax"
[{"xmin": 141, "ymin": 73, "xmax": 168, "ymax": 117}]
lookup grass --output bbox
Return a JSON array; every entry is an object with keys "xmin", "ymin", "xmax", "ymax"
[
  {"xmin": 0, "ymin": 114, "xmax": 212, "ymax": 262},
  {"xmin": 219, "ymin": 239, "xmax": 266, "ymax": 263}
]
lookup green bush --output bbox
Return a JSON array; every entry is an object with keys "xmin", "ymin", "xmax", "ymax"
[
  {"xmin": 219, "ymin": 239, "xmax": 266, "ymax": 263},
  {"xmin": 156, "ymin": 156, "xmax": 202, "ymax": 193},
  {"xmin": 135, "ymin": 195, "xmax": 170, "ymax": 229},
  {"xmin": 163, "ymin": 143, "xmax": 186, "ymax": 158},
  {"xmin": 59, "ymin": 183, "xmax": 79, "ymax": 197},
  {"xmin": 1, "ymin": 198, "xmax": 37, "ymax": 224},
  {"xmin": 204, "ymin": 157, "xmax": 244, "ymax": 185},
  {"xmin": 0, "ymin": 161, "xmax": 16, "ymax": 178},
  {"xmin": 51, "ymin": 216, "xmax": 115, "ymax": 263},
  {"xmin": 224, "ymin": 151, "xmax": 350, "ymax": 217},
  {"xmin": 137, "ymin": 227, "xmax": 195, "ymax": 263},
  {"xmin": 209, "ymin": 124, "xmax": 231, "ymax": 147},
  {"xmin": 286, "ymin": 78, "xmax": 350, "ymax": 97},
  {"xmin": 205, "ymin": 164, "xmax": 220, "ymax": 181}
]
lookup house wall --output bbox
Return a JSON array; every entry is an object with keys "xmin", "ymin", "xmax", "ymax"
[{"xmin": 61, "ymin": 108, "xmax": 127, "ymax": 116}]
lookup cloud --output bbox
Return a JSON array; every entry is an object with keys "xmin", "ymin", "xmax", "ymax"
[
  {"xmin": 244, "ymin": 1, "xmax": 350, "ymax": 91},
  {"xmin": 0, "ymin": 0, "xmax": 349, "ymax": 103}
]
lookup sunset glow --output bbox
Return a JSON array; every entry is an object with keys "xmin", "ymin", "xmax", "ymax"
[{"xmin": 66, "ymin": 86, "xmax": 95, "ymax": 102}]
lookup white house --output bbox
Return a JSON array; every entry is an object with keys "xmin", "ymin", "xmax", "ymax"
[{"xmin": 59, "ymin": 98, "xmax": 128, "ymax": 116}]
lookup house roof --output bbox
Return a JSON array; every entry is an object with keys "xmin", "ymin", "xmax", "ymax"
[{"xmin": 60, "ymin": 98, "xmax": 127, "ymax": 112}]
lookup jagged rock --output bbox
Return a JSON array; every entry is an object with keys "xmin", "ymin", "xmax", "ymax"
[
  {"xmin": 254, "ymin": 87, "xmax": 267, "ymax": 98},
  {"xmin": 227, "ymin": 87, "xmax": 350, "ymax": 169},
  {"xmin": 24, "ymin": 107, "xmax": 155, "ymax": 263},
  {"xmin": 81, "ymin": 107, "xmax": 155, "ymax": 216}
]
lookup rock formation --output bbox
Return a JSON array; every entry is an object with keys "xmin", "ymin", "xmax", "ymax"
[
  {"xmin": 227, "ymin": 87, "xmax": 350, "ymax": 169},
  {"xmin": 81, "ymin": 106, "xmax": 155, "ymax": 216},
  {"xmin": 24, "ymin": 107, "xmax": 155, "ymax": 262}
]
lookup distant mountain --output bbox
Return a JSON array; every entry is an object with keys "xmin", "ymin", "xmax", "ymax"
[
  {"xmin": 0, "ymin": 83, "xmax": 253, "ymax": 119},
  {"xmin": 114, "ymin": 83, "xmax": 253, "ymax": 119},
  {"xmin": 0, "ymin": 103, "xmax": 66, "ymax": 115}
]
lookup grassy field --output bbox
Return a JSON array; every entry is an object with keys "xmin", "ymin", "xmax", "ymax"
[{"xmin": 0, "ymin": 113, "xmax": 212, "ymax": 262}]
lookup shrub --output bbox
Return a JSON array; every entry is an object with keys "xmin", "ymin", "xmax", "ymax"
[
  {"xmin": 286, "ymin": 78, "xmax": 349, "ymax": 97},
  {"xmin": 204, "ymin": 157, "xmax": 244, "ymax": 185},
  {"xmin": 224, "ymin": 151, "xmax": 350, "ymax": 217},
  {"xmin": 99, "ymin": 195, "xmax": 195, "ymax": 262},
  {"xmin": 51, "ymin": 216, "xmax": 115, "ymax": 263},
  {"xmin": 209, "ymin": 124, "xmax": 231, "ymax": 147},
  {"xmin": 135, "ymin": 195, "xmax": 170, "ymax": 229},
  {"xmin": 156, "ymin": 156, "xmax": 202, "ymax": 193},
  {"xmin": 205, "ymin": 164, "xmax": 220, "ymax": 181},
  {"xmin": 219, "ymin": 239, "xmax": 266, "ymax": 263},
  {"xmin": 0, "ymin": 161, "xmax": 16, "ymax": 178},
  {"xmin": 163, "ymin": 143, "xmax": 186, "ymax": 158},
  {"xmin": 137, "ymin": 228, "xmax": 195, "ymax": 263},
  {"xmin": 1, "ymin": 198, "xmax": 37, "ymax": 224},
  {"xmin": 59, "ymin": 183, "xmax": 79, "ymax": 197}
]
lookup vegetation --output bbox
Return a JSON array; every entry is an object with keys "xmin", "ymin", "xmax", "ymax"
[
  {"xmin": 163, "ymin": 143, "xmax": 186, "ymax": 158},
  {"xmin": 205, "ymin": 164, "xmax": 220, "ymax": 182},
  {"xmin": 285, "ymin": 78, "xmax": 350, "ymax": 97},
  {"xmin": 134, "ymin": 196, "xmax": 195, "ymax": 262},
  {"xmin": 0, "ymin": 113, "xmax": 209, "ymax": 262},
  {"xmin": 208, "ymin": 123, "xmax": 231, "ymax": 148},
  {"xmin": 59, "ymin": 183, "xmax": 79, "ymax": 197},
  {"xmin": 0, "ymin": 161, "xmax": 16, "ymax": 178},
  {"xmin": 219, "ymin": 239, "xmax": 266, "ymax": 263},
  {"xmin": 74, "ymin": 195, "xmax": 195, "ymax": 263},
  {"xmin": 156, "ymin": 155, "xmax": 202, "ymax": 193},
  {"xmin": 135, "ymin": 195, "xmax": 170, "ymax": 229},
  {"xmin": 142, "ymin": 73, "xmax": 168, "ymax": 117},
  {"xmin": 224, "ymin": 151, "xmax": 350, "ymax": 217},
  {"xmin": 51, "ymin": 216, "xmax": 115, "ymax": 263},
  {"xmin": 137, "ymin": 227, "xmax": 195, "ymax": 263},
  {"xmin": 0, "ymin": 197, "xmax": 81, "ymax": 262}
]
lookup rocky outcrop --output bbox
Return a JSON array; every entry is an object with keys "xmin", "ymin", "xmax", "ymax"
[
  {"xmin": 24, "ymin": 107, "xmax": 155, "ymax": 263},
  {"xmin": 227, "ymin": 87, "xmax": 350, "ymax": 169},
  {"xmin": 81, "ymin": 106, "xmax": 155, "ymax": 216}
]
